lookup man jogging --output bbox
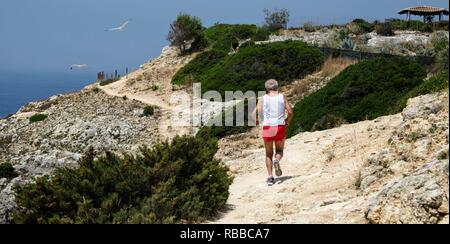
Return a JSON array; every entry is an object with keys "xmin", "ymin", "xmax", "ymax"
[{"xmin": 253, "ymin": 79, "xmax": 293, "ymax": 186}]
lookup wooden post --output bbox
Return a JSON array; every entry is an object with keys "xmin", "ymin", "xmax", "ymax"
[
  {"xmin": 126, "ymin": 67, "xmax": 129, "ymax": 75},
  {"xmin": 115, "ymin": 69, "xmax": 118, "ymax": 78}
]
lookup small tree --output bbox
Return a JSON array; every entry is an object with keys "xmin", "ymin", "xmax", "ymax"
[
  {"xmin": 263, "ymin": 8, "xmax": 290, "ymax": 31},
  {"xmin": 167, "ymin": 13, "xmax": 206, "ymax": 55}
]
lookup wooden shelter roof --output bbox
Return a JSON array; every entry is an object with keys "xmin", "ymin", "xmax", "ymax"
[{"xmin": 398, "ymin": 6, "xmax": 449, "ymax": 15}]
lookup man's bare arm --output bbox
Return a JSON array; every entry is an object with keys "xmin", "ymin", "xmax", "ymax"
[
  {"xmin": 252, "ymin": 97, "xmax": 263, "ymax": 125},
  {"xmin": 285, "ymin": 96, "xmax": 293, "ymax": 126}
]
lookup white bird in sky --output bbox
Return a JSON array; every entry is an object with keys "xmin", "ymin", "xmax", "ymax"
[
  {"xmin": 70, "ymin": 64, "xmax": 88, "ymax": 70},
  {"xmin": 105, "ymin": 20, "xmax": 131, "ymax": 32}
]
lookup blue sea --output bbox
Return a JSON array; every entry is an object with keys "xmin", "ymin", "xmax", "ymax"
[{"xmin": 0, "ymin": 71, "xmax": 95, "ymax": 118}]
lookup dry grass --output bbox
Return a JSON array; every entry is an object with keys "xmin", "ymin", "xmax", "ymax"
[
  {"xmin": 285, "ymin": 58, "xmax": 356, "ymax": 103},
  {"xmin": 290, "ymin": 77, "xmax": 314, "ymax": 96},
  {"xmin": 321, "ymin": 57, "xmax": 356, "ymax": 78}
]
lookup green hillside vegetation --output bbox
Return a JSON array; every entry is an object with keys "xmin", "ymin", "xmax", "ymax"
[
  {"xmin": 286, "ymin": 57, "xmax": 428, "ymax": 137},
  {"xmin": 13, "ymin": 135, "xmax": 232, "ymax": 224},
  {"xmin": 174, "ymin": 40, "xmax": 324, "ymax": 95},
  {"xmin": 172, "ymin": 49, "xmax": 227, "ymax": 85},
  {"xmin": 199, "ymin": 41, "xmax": 324, "ymax": 95}
]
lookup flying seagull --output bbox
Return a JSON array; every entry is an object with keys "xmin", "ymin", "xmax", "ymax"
[
  {"xmin": 105, "ymin": 20, "xmax": 131, "ymax": 32},
  {"xmin": 70, "ymin": 64, "xmax": 88, "ymax": 70}
]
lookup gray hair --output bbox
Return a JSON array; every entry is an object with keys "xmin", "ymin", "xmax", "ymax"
[{"xmin": 265, "ymin": 79, "xmax": 278, "ymax": 91}]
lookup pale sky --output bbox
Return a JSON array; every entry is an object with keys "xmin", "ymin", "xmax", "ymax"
[{"xmin": 0, "ymin": 0, "xmax": 448, "ymax": 75}]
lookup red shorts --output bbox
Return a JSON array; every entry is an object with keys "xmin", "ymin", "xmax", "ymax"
[{"xmin": 261, "ymin": 125, "xmax": 286, "ymax": 142}]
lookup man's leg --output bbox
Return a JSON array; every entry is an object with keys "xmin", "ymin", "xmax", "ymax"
[
  {"xmin": 264, "ymin": 140, "xmax": 274, "ymax": 177},
  {"xmin": 274, "ymin": 139, "xmax": 285, "ymax": 162},
  {"xmin": 273, "ymin": 139, "xmax": 285, "ymax": 176}
]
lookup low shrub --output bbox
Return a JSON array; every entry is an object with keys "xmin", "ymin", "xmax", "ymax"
[
  {"xmin": 303, "ymin": 22, "xmax": 317, "ymax": 32},
  {"xmin": 203, "ymin": 24, "xmax": 271, "ymax": 52},
  {"xmin": 350, "ymin": 19, "xmax": 375, "ymax": 33},
  {"xmin": 29, "ymin": 114, "xmax": 47, "ymax": 123},
  {"xmin": 376, "ymin": 22, "xmax": 395, "ymax": 36},
  {"xmin": 143, "ymin": 106, "xmax": 155, "ymax": 116},
  {"xmin": 12, "ymin": 135, "xmax": 232, "ymax": 224},
  {"xmin": 0, "ymin": 162, "xmax": 18, "ymax": 179}
]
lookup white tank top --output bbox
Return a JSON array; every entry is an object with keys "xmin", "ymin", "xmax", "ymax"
[{"xmin": 262, "ymin": 94, "xmax": 285, "ymax": 126}]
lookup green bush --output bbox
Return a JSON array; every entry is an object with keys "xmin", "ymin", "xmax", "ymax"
[
  {"xmin": 420, "ymin": 24, "xmax": 434, "ymax": 33},
  {"xmin": 12, "ymin": 135, "xmax": 232, "ymax": 224},
  {"xmin": 143, "ymin": 106, "xmax": 155, "ymax": 116},
  {"xmin": 203, "ymin": 24, "xmax": 271, "ymax": 52},
  {"xmin": 0, "ymin": 162, "xmax": 18, "ymax": 179},
  {"xmin": 286, "ymin": 57, "xmax": 427, "ymax": 137},
  {"xmin": 29, "ymin": 114, "xmax": 48, "ymax": 123},
  {"xmin": 303, "ymin": 22, "xmax": 317, "ymax": 32},
  {"xmin": 199, "ymin": 41, "xmax": 324, "ymax": 95},
  {"xmin": 376, "ymin": 22, "xmax": 395, "ymax": 36},
  {"xmin": 351, "ymin": 19, "xmax": 375, "ymax": 33}
]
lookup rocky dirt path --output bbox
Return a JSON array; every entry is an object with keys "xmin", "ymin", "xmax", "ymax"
[
  {"xmin": 98, "ymin": 78, "xmax": 193, "ymax": 140},
  {"xmin": 211, "ymin": 114, "xmax": 403, "ymax": 224}
]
